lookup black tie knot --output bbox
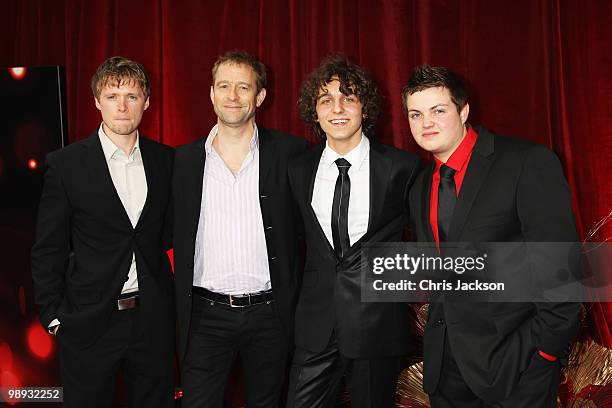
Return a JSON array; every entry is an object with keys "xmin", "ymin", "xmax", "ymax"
[
  {"xmin": 335, "ymin": 158, "xmax": 351, "ymax": 175},
  {"xmin": 440, "ymin": 164, "xmax": 455, "ymax": 180}
]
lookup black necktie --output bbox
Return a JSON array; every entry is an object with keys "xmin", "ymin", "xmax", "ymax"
[
  {"xmin": 437, "ymin": 164, "xmax": 456, "ymax": 242},
  {"xmin": 331, "ymin": 158, "xmax": 351, "ymax": 258}
]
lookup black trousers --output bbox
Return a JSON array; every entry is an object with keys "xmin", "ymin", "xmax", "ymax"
[
  {"xmin": 181, "ymin": 295, "xmax": 287, "ymax": 408},
  {"xmin": 429, "ymin": 336, "xmax": 561, "ymax": 408},
  {"xmin": 286, "ymin": 334, "xmax": 401, "ymax": 408},
  {"xmin": 58, "ymin": 307, "xmax": 174, "ymax": 408}
]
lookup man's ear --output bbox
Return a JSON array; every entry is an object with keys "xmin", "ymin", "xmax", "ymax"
[
  {"xmin": 460, "ymin": 103, "xmax": 470, "ymax": 124},
  {"xmin": 94, "ymin": 96, "xmax": 102, "ymax": 111},
  {"xmin": 256, "ymin": 88, "xmax": 267, "ymax": 107}
]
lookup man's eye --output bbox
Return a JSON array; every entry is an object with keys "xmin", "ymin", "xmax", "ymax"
[
  {"xmin": 409, "ymin": 113, "xmax": 421, "ymax": 119},
  {"xmin": 129, "ymin": 95, "xmax": 138, "ymax": 101},
  {"xmin": 107, "ymin": 95, "xmax": 116, "ymax": 100},
  {"xmin": 319, "ymin": 99, "xmax": 331, "ymax": 105},
  {"xmin": 434, "ymin": 109, "xmax": 445, "ymax": 115},
  {"xmin": 239, "ymin": 85, "xmax": 249, "ymax": 91}
]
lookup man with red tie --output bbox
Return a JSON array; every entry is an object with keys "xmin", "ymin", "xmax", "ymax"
[{"xmin": 403, "ymin": 64, "xmax": 580, "ymax": 407}]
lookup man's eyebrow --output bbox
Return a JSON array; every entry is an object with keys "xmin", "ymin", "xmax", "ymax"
[
  {"xmin": 316, "ymin": 92, "xmax": 330, "ymax": 100},
  {"xmin": 429, "ymin": 103, "xmax": 449, "ymax": 109},
  {"xmin": 215, "ymin": 80, "xmax": 251, "ymax": 86}
]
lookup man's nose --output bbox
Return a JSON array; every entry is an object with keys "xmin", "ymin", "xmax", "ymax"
[
  {"xmin": 332, "ymin": 98, "xmax": 344, "ymax": 113},
  {"xmin": 228, "ymin": 87, "xmax": 239, "ymax": 100},
  {"xmin": 117, "ymin": 98, "xmax": 127, "ymax": 111}
]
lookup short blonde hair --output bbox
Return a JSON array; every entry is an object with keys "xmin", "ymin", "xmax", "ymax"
[{"xmin": 91, "ymin": 56, "xmax": 150, "ymax": 99}]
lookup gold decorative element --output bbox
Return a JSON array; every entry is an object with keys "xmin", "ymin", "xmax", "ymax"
[
  {"xmin": 396, "ymin": 362, "xmax": 430, "ymax": 408},
  {"xmin": 563, "ymin": 340, "xmax": 612, "ymax": 396}
]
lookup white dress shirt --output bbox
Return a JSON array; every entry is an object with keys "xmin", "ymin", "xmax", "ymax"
[
  {"xmin": 193, "ymin": 124, "xmax": 271, "ymax": 295},
  {"xmin": 312, "ymin": 134, "xmax": 370, "ymax": 247},
  {"xmin": 98, "ymin": 125, "xmax": 147, "ymax": 295}
]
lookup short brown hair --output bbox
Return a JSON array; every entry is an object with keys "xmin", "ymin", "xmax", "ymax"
[
  {"xmin": 211, "ymin": 50, "xmax": 267, "ymax": 94},
  {"xmin": 401, "ymin": 64, "xmax": 468, "ymax": 113},
  {"xmin": 91, "ymin": 56, "xmax": 151, "ymax": 99},
  {"xmin": 299, "ymin": 54, "xmax": 380, "ymax": 140}
]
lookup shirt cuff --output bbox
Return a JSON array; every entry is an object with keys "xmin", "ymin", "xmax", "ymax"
[
  {"xmin": 47, "ymin": 319, "xmax": 60, "ymax": 335},
  {"xmin": 538, "ymin": 350, "xmax": 557, "ymax": 361}
]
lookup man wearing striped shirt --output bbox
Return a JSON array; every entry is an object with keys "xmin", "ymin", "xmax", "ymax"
[{"xmin": 172, "ymin": 50, "xmax": 307, "ymax": 407}]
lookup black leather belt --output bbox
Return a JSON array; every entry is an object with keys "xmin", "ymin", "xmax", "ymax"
[
  {"xmin": 117, "ymin": 292, "xmax": 139, "ymax": 311},
  {"xmin": 192, "ymin": 286, "xmax": 273, "ymax": 307}
]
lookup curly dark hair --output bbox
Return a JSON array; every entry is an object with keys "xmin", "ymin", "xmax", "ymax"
[
  {"xmin": 401, "ymin": 64, "xmax": 468, "ymax": 114},
  {"xmin": 298, "ymin": 54, "xmax": 380, "ymax": 140}
]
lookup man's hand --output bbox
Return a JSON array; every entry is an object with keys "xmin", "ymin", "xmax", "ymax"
[{"xmin": 48, "ymin": 324, "xmax": 60, "ymax": 336}]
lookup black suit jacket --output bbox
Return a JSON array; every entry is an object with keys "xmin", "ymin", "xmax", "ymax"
[
  {"xmin": 31, "ymin": 131, "xmax": 175, "ymax": 350},
  {"xmin": 288, "ymin": 141, "xmax": 420, "ymax": 359},
  {"xmin": 409, "ymin": 126, "xmax": 580, "ymax": 401},
  {"xmin": 172, "ymin": 128, "xmax": 308, "ymax": 362}
]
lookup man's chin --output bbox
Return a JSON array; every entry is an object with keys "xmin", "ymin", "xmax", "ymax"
[
  {"xmin": 108, "ymin": 124, "xmax": 136, "ymax": 136},
  {"xmin": 219, "ymin": 114, "xmax": 255, "ymax": 128}
]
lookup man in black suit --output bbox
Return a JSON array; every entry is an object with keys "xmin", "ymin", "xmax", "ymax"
[
  {"xmin": 31, "ymin": 56, "xmax": 175, "ymax": 407},
  {"xmin": 172, "ymin": 50, "xmax": 307, "ymax": 407},
  {"xmin": 286, "ymin": 55, "xmax": 420, "ymax": 408},
  {"xmin": 403, "ymin": 65, "xmax": 580, "ymax": 407}
]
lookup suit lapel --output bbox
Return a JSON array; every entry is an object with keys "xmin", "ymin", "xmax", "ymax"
[
  {"xmin": 340, "ymin": 142, "xmax": 391, "ymax": 260},
  {"xmin": 84, "ymin": 133, "xmax": 133, "ymax": 229},
  {"xmin": 258, "ymin": 128, "xmax": 276, "ymax": 195},
  {"xmin": 304, "ymin": 144, "xmax": 336, "ymax": 256},
  {"xmin": 186, "ymin": 139, "xmax": 207, "ymax": 234},
  {"xmin": 136, "ymin": 138, "xmax": 154, "ymax": 228},
  {"xmin": 421, "ymin": 162, "xmax": 435, "ymax": 242},
  {"xmin": 366, "ymin": 142, "xmax": 392, "ymax": 233},
  {"xmin": 448, "ymin": 129, "xmax": 495, "ymax": 241}
]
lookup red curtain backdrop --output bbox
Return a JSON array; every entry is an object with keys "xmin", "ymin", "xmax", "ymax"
[{"xmin": 1, "ymin": 0, "xmax": 610, "ymax": 402}]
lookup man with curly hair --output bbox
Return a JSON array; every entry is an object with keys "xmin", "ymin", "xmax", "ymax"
[{"xmin": 286, "ymin": 55, "xmax": 421, "ymax": 408}]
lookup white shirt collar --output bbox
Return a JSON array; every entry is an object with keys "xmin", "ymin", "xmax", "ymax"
[
  {"xmin": 321, "ymin": 133, "xmax": 369, "ymax": 171},
  {"xmin": 98, "ymin": 124, "xmax": 140, "ymax": 161},
  {"xmin": 204, "ymin": 124, "xmax": 259, "ymax": 155}
]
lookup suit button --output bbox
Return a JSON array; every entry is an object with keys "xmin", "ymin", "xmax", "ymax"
[
  {"xmin": 265, "ymin": 226, "xmax": 273, "ymax": 230},
  {"xmin": 188, "ymin": 292, "xmax": 192, "ymax": 297},
  {"xmin": 135, "ymin": 231, "xmax": 141, "ymax": 237},
  {"xmin": 437, "ymin": 318, "xmax": 445, "ymax": 326},
  {"xmin": 270, "ymin": 256, "xmax": 277, "ymax": 261}
]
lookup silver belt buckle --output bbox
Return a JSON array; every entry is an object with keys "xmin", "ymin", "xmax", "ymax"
[
  {"xmin": 229, "ymin": 293, "xmax": 252, "ymax": 307},
  {"xmin": 229, "ymin": 294, "xmax": 242, "ymax": 308}
]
